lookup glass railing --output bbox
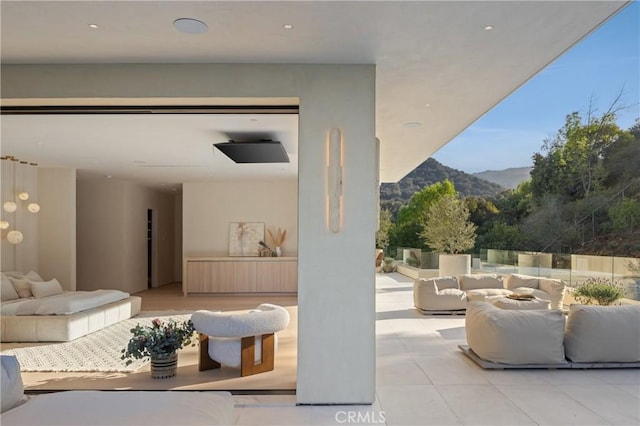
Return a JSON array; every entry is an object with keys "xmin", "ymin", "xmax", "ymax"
[{"xmin": 385, "ymin": 247, "xmax": 640, "ymax": 301}]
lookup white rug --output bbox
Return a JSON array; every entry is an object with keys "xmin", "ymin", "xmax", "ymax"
[{"xmin": 2, "ymin": 312, "xmax": 193, "ymax": 373}]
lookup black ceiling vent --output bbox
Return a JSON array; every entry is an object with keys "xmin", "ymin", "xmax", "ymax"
[{"xmin": 214, "ymin": 137, "xmax": 290, "ymax": 164}]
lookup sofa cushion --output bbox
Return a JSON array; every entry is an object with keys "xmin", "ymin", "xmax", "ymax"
[
  {"xmin": 1, "ymin": 355, "xmax": 26, "ymax": 413},
  {"xmin": 537, "ymin": 278, "xmax": 566, "ymax": 310},
  {"xmin": 505, "ymin": 274, "xmax": 540, "ymax": 290},
  {"xmin": 466, "ymin": 288, "xmax": 512, "ymax": 302},
  {"xmin": 459, "ymin": 274, "xmax": 504, "ymax": 291},
  {"xmin": 564, "ymin": 304, "xmax": 640, "ymax": 363},
  {"xmin": 414, "ymin": 279, "xmax": 466, "ymax": 311},
  {"xmin": 465, "ymin": 301, "xmax": 566, "ymax": 364},
  {"xmin": 433, "ymin": 276, "xmax": 459, "ymax": 290}
]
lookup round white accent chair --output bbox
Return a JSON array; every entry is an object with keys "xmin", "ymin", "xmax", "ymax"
[{"xmin": 191, "ymin": 304, "xmax": 290, "ymax": 377}]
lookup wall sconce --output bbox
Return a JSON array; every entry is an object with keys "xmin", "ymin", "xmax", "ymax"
[{"xmin": 326, "ymin": 128, "xmax": 343, "ymax": 233}]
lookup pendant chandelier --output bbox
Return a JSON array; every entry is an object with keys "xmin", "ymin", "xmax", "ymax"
[{"xmin": 1, "ymin": 156, "xmax": 40, "ymax": 245}]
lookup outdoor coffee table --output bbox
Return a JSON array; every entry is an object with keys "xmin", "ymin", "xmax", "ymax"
[{"xmin": 492, "ymin": 294, "xmax": 551, "ymax": 310}]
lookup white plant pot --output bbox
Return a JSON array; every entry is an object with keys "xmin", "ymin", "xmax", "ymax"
[{"xmin": 439, "ymin": 254, "xmax": 471, "ymax": 277}]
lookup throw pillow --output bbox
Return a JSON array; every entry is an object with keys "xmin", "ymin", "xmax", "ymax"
[
  {"xmin": 505, "ymin": 274, "xmax": 539, "ymax": 290},
  {"xmin": 24, "ymin": 270, "xmax": 43, "ymax": 282},
  {"xmin": 30, "ymin": 279, "xmax": 64, "ymax": 299},
  {"xmin": 1, "ymin": 274, "xmax": 20, "ymax": 301},
  {"xmin": 9, "ymin": 277, "xmax": 33, "ymax": 298},
  {"xmin": 2, "ymin": 271, "xmax": 24, "ymax": 278}
]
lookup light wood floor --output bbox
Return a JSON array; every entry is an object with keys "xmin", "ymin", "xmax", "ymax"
[{"xmin": 14, "ymin": 283, "xmax": 298, "ymax": 393}]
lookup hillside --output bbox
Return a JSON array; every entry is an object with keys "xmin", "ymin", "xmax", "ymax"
[
  {"xmin": 472, "ymin": 167, "xmax": 532, "ymax": 189},
  {"xmin": 380, "ymin": 158, "xmax": 504, "ymax": 216}
]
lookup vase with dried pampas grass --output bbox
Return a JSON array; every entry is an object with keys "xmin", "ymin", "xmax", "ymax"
[{"xmin": 267, "ymin": 227, "xmax": 286, "ymax": 257}]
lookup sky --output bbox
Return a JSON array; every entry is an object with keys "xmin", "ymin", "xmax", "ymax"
[{"xmin": 433, "ymin": 1, "xmax": 640, "ymax": 174}]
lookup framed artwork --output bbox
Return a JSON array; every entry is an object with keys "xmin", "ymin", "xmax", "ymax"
[{"xmin": 229, "ymin": 222, "xmax": 264, "ymax": 256}]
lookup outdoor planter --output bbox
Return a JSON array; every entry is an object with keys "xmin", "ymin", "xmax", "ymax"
[{"xmin": 439, "ymin": 254, "xmax": 471, "ymax": 276}]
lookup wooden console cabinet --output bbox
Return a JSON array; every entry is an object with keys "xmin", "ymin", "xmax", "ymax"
[{"xmin": 183, "ymin": 257, "xmax": 297, "ymax": 295}]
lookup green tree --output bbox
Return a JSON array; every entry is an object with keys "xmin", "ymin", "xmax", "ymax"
[
  {"xmin": 419, "ymin": 194, "xmax": 477, "ymax": 253},
  {"xmin": 603, "ymin": 121, "xmax": 640, "ymax": 189},
  {"xmin": 494, "ymin": 181, "xmax": 533, "ymax": 224},
  {"xmin": 465, "ymin": 197, "xmax": 499, "ymax": 228},
  {"xmin": 376, "ymin": 209, "xmax": 394, "ymax": 250},
  {"xmin": 530, "ymin": 98, "xmax": 627, "ymax": 201},
  {"xmin": 390, "ymin": 180, "xmax": 456, "ymax": 249},
  {"xmin": 608, "ymin": 198, "xmax": 640, "ymax": 231},
  {"xmin": 522, "ymin": 195, "xmax": 579, "ymax": 252},
  {"xmin": 475, "ymin": 221, "xmax": 528, "ymax": 251}
]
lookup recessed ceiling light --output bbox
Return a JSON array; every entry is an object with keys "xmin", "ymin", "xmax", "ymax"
[
  {"xmin": 105, "ymin": 175, "xmax": 112, "ymax": 179},
  {"xmin": 402, "ymin": 121, "xmax": 423, "ymax": 128},
  {"xmin": 283, "ymin": 24, "xmax": 294, "ymax": 30},
  {"xmin": 173, "ymin": 18, "xmax": 208, "ymax": 34},
  {"xmin": 88, "ymin": 24, "xmax": 99, "ymax": 29},
  {"xmin": 425, "ymin": 103, "xmax": 431, "ymax": 108},
  {"xmin": 484, "ymin": 25, "xmax": 494, "ymax": 31}
]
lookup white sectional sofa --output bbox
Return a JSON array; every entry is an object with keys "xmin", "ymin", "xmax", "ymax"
[
  {"xmin": 461, "ymin": 301, "xmax": 640, "ymax": 368},
  {"xmin": 413, "ymin": 273, "xmax": 566, "ymax": 313}
]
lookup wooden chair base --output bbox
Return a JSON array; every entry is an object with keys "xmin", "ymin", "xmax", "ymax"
[
  {"xmin": 198, "ymin": 333, "xmax": 276, "ymax": 377},
  {"xmin": 198, "ymin": 333, "xmax": 221, "ymax": 371}
]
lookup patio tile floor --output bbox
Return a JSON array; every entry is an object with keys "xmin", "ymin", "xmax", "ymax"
[{"xmin": 233, "ymin": 272, "xmax": 640, "ymax": 425}]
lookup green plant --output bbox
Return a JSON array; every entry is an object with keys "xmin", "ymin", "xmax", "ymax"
[
  {"xmin": 121, "ymin": 318, "xmax": 196, "ymax": 365},
  {"xmin": 405, "ymin": 257, "xmax": 419, "ymax": 267},
  {"xmin": 573, "ymin": 277, "xmax": 625, "ymax": 306},
  {"xmin": 382, "ymin": 257, "xmax": 396, "ymax": 273}
]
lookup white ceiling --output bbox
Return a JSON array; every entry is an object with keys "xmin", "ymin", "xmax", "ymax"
[
  {"xmin": 0, "ymin": 0, "xmax": 629, "ymax": 187},
  {"xmin": 1, "ymin": 113, "xmax": 299, "ymax": 191}
]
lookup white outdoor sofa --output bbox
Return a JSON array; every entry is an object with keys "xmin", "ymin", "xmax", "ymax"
[
  {"xmin": 460, "ymin": 301, "xmax": 640, "ymax": 368},
  {"xmin": 414, "ymin": 273, "xmax": 566, "ymax": 314}
]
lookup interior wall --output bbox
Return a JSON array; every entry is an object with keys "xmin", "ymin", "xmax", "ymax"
[
  {"xmin": 38, "ymin": 167, "xmax": 76, "ymax": 290},
  {"xmin": 77, "ymin": 178, "xmax": 176, "ymax": 293},
  {"xmin": 183, "ymin": 179, "xmax": 298, "ymax": 258},
  {"xmin": 76, "ymin": 178, "xmax": 126, "ymax": 291},
  {"xmin": 1, "ymin": 63, "xmax": 377, "ymax": 405}
]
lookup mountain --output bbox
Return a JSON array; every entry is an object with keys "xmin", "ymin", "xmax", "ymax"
[
  {"xmin": 472, "ymin": 167, "xmax": 532, "ymax": 189},
  {"xmin": 380, "ymin": 158, "xmax": 504, "ymax": 217}
]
